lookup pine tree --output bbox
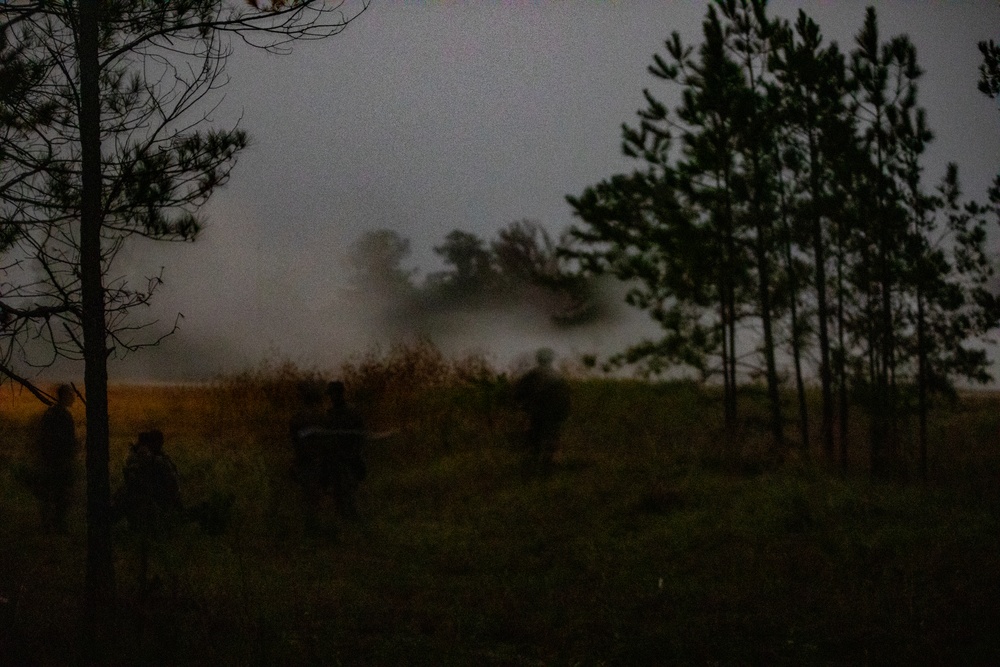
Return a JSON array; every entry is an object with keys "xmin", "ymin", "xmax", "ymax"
[
  {"xmin": 849, "ymin": 7, "xmax": 919, "ymax": 476},
  {"xmin": 770, "ymin": 11, "xmax": 853, "ymax": 461},
  {"xmin": 568, "ymin": 2, "xmax": 998, "ymax": 473},
  {"xmin": 0, "ymin": 0, "xmax": 366, "ymax": 655}
]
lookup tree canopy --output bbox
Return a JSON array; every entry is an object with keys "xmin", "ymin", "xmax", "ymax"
[
  {"xmin": 0, "ymin": 0, "xmax": 367, "ymax": 652},
  {"xmin": 565, "ymin": 0, "xmax": 1000, "ymax": 475}
]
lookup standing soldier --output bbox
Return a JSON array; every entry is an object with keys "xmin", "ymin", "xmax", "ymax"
[
  {"xmin": 112, "ymin": 429, "xmax": 182, "ymax": 534},
  {"xmin": 33, "ymin": 384, "xmax": 78, "ymax": 533},
  {"xmin": 514, "ymin": 348, "xmax": 571, "ymax": 471},
  {"xmin": 111, "ymin": 429, "xmax": 182, "ymax": 591},
  {"xmin": 324, "ymin": 381, "xmax": 366, "ymax": 521},
  {"xmin": 289, "ymin": 381, "xmax": 329, "ymax": 531}
]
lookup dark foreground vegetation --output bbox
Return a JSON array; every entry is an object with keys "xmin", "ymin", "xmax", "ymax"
[{"xmin": 1, "ymin": 344, "xmax": 999, "ymax": 665}]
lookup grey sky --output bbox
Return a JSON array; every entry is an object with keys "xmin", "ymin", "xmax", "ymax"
[{"xmin": 117, "ymin": 0, "xmax": 1000, "ymax": 381}]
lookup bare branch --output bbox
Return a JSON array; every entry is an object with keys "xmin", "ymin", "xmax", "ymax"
[{"xmin": 0, "ymin": 359, "xmax": 55, "ymax": 405}]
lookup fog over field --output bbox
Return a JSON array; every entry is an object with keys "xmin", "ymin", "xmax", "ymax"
[{"xmin": 87, "ymin": 1, "xmax": 999, "ymax": 382}]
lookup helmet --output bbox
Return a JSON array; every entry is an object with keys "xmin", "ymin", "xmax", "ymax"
[
  {"xmin": 137, "ymin": 429, "xmax": 165, "ymax": 454},
  {"xmin": 326, "ymin": 381, "xmax": 346, "ymax": 401},
  {"xmin": 535, "ymin": 348, "xmax": 555, "ymax": 366}
]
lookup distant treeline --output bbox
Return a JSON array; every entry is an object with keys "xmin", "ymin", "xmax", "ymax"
[{"xmin": 344, "ymin": 219, "xmax": 612, "ymax": 331}]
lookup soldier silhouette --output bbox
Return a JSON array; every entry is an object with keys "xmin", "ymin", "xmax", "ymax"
[
  {"xmin": 289, "ymin": 380, "xmax": 367, "ymax": 529},
  {"xmin": 324, "ymin": 380, "xmax": 366, "ymax": 521},
  {"xmin": 111, "ymin": 429, "xmax": 183, "ymax": 593},
  {"xmin": 289, "ymin": 380, "xmax": 328, "ymax": 531},
  {"xmin": 112, "ymin": 429, "xmax": 182, "ymax": 534},
  {"xmin": 513, "ymin": 348, "xmax": 571, "ymax": 471},
  {"xmin": 32, "ymin": 384, "xmax": 78, "ymax": 533}
]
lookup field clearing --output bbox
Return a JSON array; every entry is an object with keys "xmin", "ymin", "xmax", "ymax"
[{"xmin": 2, "ymin": 361, "xmax": 1000, "ymax": 664}]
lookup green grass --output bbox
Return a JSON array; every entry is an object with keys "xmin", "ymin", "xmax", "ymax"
[{"xmin": 1, "ymin": 364, "xmax": 999, "ymax": 664}]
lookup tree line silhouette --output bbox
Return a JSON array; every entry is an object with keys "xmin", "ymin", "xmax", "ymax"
[
  {"xmin": 344, "ymin": 219, "xmax": 611, "ymax": 332},
  {"xmin": 563, "ymin": 1, "xmax": 1000, "ymax": 479}
]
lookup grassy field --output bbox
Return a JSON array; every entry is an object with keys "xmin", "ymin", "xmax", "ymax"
[{"xmin": 1, "ymin": 347, "xmax": 999, "ymax": 664}]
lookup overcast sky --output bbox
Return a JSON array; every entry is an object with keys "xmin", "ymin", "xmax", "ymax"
[{"xmin": 115, "ymin": 0, "xmax": 1000, "ymax": 381}]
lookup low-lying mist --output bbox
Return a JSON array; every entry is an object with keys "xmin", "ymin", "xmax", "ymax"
[
  {"xmin": 102, "ymin": 284, "xmax": 656, "ymax": 383},
  {"xmin": 65, "ymin": 222, "xmax": 660, "ymax": 383}
]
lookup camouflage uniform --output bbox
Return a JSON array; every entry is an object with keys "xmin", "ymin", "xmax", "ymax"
[{"xmin": 514, "ymin": 349, "xmax": 571, "ymax": 469}]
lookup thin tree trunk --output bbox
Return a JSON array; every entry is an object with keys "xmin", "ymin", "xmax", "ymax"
[
  {"xmin": 727, "ymin": 295, "xmax": 737, "ymax": 427},
  {"xmin": 741, "ymin": 43, "xmax": 783, "ymax": 452},
  {"xmin": 720, "ymin": 297, "xmax": 734, "ymax": 433},
  {"xmin": 869, "ymin": 95, "xmax": 898, "ymax": 479},
  {"xmin": 755, "ymin": 222, "xmax": 784, "ymax": 449},
  {"xmin": 748, "ymin": 148, "xmax": 782, "ymax": 450},
  {"xmin": 877, "ymin": 224, "xmax": 895, "ymax": 477},
  {"xmin": 916, "ymin": 290, "xmax": 928, "ymax": 483},
  {"xmin": 807, "ymin": 128, "xmax": 834, "ymax": 461},
  {"xmin": 864, "ymin": 232, "xmax": 886, "ymax": 477},
  {"xmin": 836, "ymin": 211, "xmax": 850, "ymax": 474},
  {"xmin": 717, "ymin": 169, "xmax": 739, "ymax": 440},
  {"xmin": 78, "ymin": 0, "xmax": 115, "ymax": 658},
  {"xmin": 774, "ymin": 153, "xmax": 809, "ymax": 453},
  {"xmin": 722, "ymin": 174, "xmax": 739, "ymax": 439},
  {"xmin": 783, "ymin": 226, "xmax": 809, "ymax": 454}
]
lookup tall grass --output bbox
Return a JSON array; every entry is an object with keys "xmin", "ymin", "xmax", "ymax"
[{"xmin": 1, "ymin": 342, "xmax": 999, "ymax": 664}]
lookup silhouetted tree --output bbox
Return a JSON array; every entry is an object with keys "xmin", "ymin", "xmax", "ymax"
[
  {"xmin": 848, "ymin": 7, "xmax": 927, "ymax": 476},
  {"xmin": 720, "ymin": 0, "xmax": 787, "ymax": 448},
  {"xmin": 492, "ymin": 219, "xmax": 601, "ymax": 324},
  {"xmin": 569, "ymin": 2, "xmax": 792, "ymax": 441},
  {"xmin": 979, "ymin": 37, "xmax": 1000, "ymax": 101},
  {"xmin": 770, "ymin": 11, "xmax": 854, "ymax": 459},
  {"xmin": 347, "ymin": 228, "xmax": 416, "ymax": 299},
  {"xmin": 410, "ymin": 220, "xmax": 606, "ymax": 327},
  {"xmin": 0, "ymin": 19, "xmax": 62, "ymax": 403},
  {"xmin": 492, "ymin": 220, "xmax": 558, "ymax": 286},
  {"xmin": 427, "ymin": 229, "xmax": 498, "ymax": 307},
  {"xmin": 902, "ymin": 164, "xmax": 1000, "ymax": 481},
  {"xmin": 568, "ymin": 2, "xmax": 998, "ymax": 472},
  {"xmin": 566, "ymin": 170, "xmax": 722, "ymax": 379},
  {"xmin": 0, "ymin": 0, "xmax": 366, "ymax": 655}
]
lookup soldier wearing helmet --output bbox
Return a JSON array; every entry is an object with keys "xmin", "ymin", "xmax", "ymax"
[{"xmin": 513, "ymin": 348, "xmax": 571, "ymax": 471}]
